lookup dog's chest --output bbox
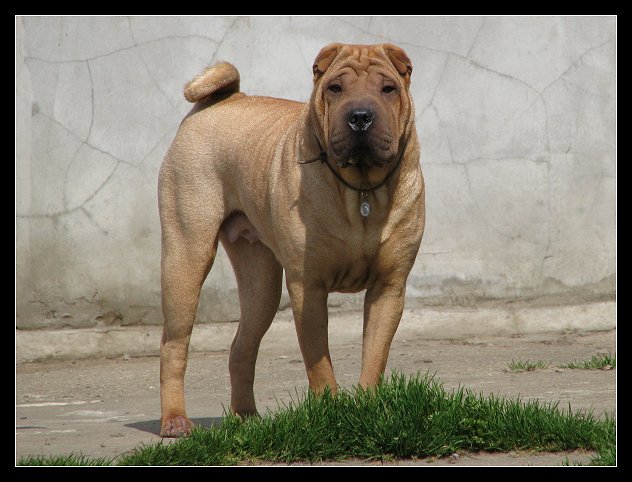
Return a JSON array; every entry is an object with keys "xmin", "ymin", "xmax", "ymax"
[
  {"xmin": 320, "ymin": 228, "xmax": 384, "ymax": 292},
  {"xmin": 328, "ymin": 256, "xmax": 376, "ymax": 293}
]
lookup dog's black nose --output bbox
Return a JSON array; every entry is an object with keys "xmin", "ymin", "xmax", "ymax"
[{"xmin": 347, "ymin": 109, "xmax": 374, "ymax": 132}]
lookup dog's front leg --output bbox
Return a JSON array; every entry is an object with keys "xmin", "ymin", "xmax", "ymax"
[
  {"xmin": 359, "ymin": 281, "xmax": 406, "ymax": 387},
  {"xmin": 287, "ymin": 281, "xmax": 337, "ymax": 394}
]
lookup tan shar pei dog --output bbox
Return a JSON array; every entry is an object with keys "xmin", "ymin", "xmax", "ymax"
[{"xmin": 158, "ymin": 43, "xmax": 425, "ymax": 437}]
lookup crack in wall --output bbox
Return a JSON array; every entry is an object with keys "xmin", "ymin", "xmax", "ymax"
[
  {"xmin": 540, "ymin": 36, "xmax": 615, "ymax": 96},
  {"xmin": 209, "ymin": 16, "xmax": 238, "ymax": 64},
  {"xmin": 560, "ymin": 77, "xmax": 615, "ymax": 99},
  {"xmin": 536, "ymin": 160, "xmax": 553, "ymax": 296},
  {"xmin": 18, "ymin": 158, "xmax": 120, "ymax": 220},
  {"xmin": 22, "ymin": 111, "xmax": 173, "ymax": 220},
  {"xmin": 61, "ymin": 141, "xmax": 84, "ymax": 211},
  {"xmin": 541, "ymin": 91, "xmax": 552, "ymax": 158},
  {"xmin": 465, "ymin": 17, "xmax": 486, "ymax": 58},
  {"xmin": 134, "ymin": 129, "xmax": 173, "ymax": 169},
  {"xmin": 86, "ymin": 60, "xmax": 94, "ymax": 141},
  {"xmin": 457, "ymin": 155, "xmax": 540, "ymax": 165},
  {"xmin": 446, "ymin": 137, "xmax": 455, "ymax": 163},
  {"xmin": 418, "ymin": 55, "xmax": 449, "ymax": 121},
  {"xmin": 565, "ymin": 101, "xmax": 580, "ymax": 156},
  {"xmin": 127, "ymin": 16, "xmax": 178, "ymax": 112},
  {"xmin": 24, "ymin": 33, "xmax": 222, "ymax": 65},
  {"xmin": 34, "ymin": 110, "xmax": 131, "ymax": 167},
  {"xmin": 335, "ymin": 16, "xmax": 541, "ymax": 93},
  {"xmin": 20, "ymin": 111, "xmax": 127, "ymax": 218},
  {"xmin": 586, "ymin": 172, "xmax": 608, "ymax": 221},
  {"xmin": 80, "ymin": 206, "xmax": 109, "ymax": 235}
]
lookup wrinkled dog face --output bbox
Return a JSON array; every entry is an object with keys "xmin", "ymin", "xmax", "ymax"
[{"xmin": 312, "ymin": 44, "xmax": 413, "ymax": 168}]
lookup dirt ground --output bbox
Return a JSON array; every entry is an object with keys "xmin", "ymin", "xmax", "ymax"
[{"xmin": 15, "ymin": 311, "xmax": 616, "ymax": 466}]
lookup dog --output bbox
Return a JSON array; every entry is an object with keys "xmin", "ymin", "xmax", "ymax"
[{"xmin": 158, "ymin": 43, "xmax": 425, "ymax": 437}]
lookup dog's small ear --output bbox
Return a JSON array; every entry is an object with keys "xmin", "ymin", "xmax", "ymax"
[
  {"xmin": 313, "ymin": 43, "xmax": 342, "ymax": 81},
  {"xmin": 384, "ymin": 44, "xmax": 413, "ymax": 82}
]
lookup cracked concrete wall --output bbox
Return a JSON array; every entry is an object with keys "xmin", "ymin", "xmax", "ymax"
[{"xmin": 16, "ymin": 16, "xmax": 616, "ymax": 329}]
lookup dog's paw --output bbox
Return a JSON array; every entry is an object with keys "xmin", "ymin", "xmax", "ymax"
[{"xmin": 160, "ymin": 415, "xmax": 194, "ymax": 438}]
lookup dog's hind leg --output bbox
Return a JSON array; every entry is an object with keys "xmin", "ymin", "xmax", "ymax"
[
  {"xmin": 220, "ymin": 217, "xmax": 282, "ymax": 416},
  {"xmin": 158, "ymin": 163, "xmax": 224, "ymax": 438}
]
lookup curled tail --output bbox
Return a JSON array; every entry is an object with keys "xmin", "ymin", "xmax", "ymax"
[{"xmin": 183, "ymin": 62, "xmax": 240, "ymax": 103}]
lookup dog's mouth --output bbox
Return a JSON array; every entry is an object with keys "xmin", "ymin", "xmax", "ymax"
[
  {"xmin": 335, "ymin": 147, "xmax": 387, "ymax": 169},
  {"xmin": 329, "ymin": 125, "xmax": 395, "ymax": 169}
]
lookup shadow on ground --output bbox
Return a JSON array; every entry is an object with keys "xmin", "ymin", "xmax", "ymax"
[{"xmin": 125, "ymin": 417, "xmax": 224, "ymax": 436}]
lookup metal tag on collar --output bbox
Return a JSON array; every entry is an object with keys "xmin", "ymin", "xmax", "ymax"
[{"xmin": 360, "ymin": 192, "xmax": 370, "ymax": 217}]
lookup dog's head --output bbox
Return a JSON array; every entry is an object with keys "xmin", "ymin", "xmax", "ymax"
[{"xmin": 306, "ymin": 43, "xmax": 414, "ymax": 168}]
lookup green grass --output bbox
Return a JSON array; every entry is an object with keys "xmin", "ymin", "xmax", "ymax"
[
  {"xmin": 18, "ymin": 372, "xmax": 615, "ymax": 466},
  {"xmin": 560, "ymin": 353, "xmax": 616, "ymax": 370},
  {"xmin": 508, "ymin": 359, "xmax": 551, "ymax": 372},
  {"xmin": 17, "ymin": 454, "xmax": 113, "ymax": 466},
  {"xmin": 508, "ymin": 353, "xmax": 616, "ymax": 372},
  {"xmin": 589, "ymin": 436, "xmax": 616, "ymax": 466}
]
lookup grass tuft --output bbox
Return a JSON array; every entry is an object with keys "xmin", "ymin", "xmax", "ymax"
[
  {"xmin": 560, "ymin": 353, "xmax": 616, "ymax": 370},
  {"xmin": 17, "ymin": 453, "xmax": 113, "ymax": 466},
  {"xmin": 508, "ymin": 360, "xmax": 550, "ymax": 372},
  {"xmin": 18, "ymin": 372, "xmax": 615, "ymax": 466},
  {"xmin": 118, "ymin": 372, "xmax": 614, "ymax": 466}
]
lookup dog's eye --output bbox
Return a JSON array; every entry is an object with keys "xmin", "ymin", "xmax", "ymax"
[
  {"xmin": 382, "ymin": 85, "xmax": 396, "ymax": 94},
  {"xmin": 328, "ymin": 84, "xmax": 342, "ymax": 93}
]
